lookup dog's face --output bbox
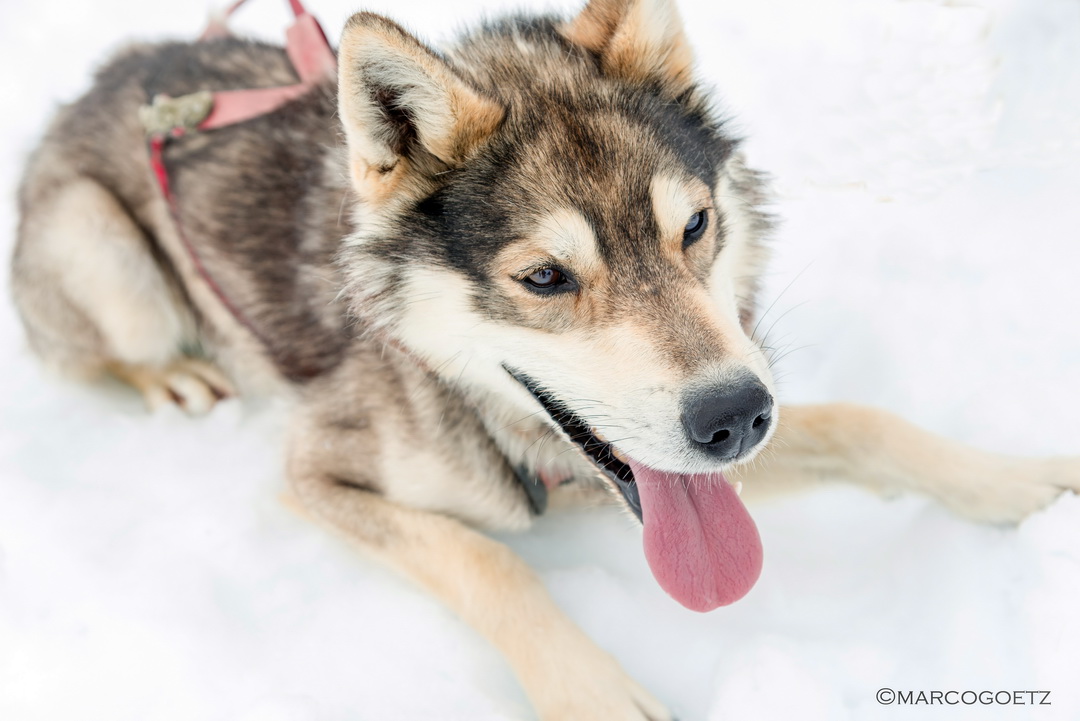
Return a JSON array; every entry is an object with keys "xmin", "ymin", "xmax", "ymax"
[{"xmin": 338, "ymin": 0, "xmax": 773, "ymax": 609}]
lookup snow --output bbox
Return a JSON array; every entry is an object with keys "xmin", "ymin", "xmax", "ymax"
[{"xmin": 2, "ymin": 0, "xmax": 1079, "ymax": 718}]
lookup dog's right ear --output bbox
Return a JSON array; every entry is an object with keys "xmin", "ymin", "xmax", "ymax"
[
  {"xmin": 337, "ymin": 13, "xmax": 505, "ymax": 202},
  {"xmin": 561, "ymin": 0, "xmax": 694, "ymax": 97}
]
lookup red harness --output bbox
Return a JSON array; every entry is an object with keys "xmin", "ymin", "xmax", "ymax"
[
  {"xmin": 142, "ymin": 0, "xmax": 336, "ymax": 342},
  {"xmin": 141, "ymin": 3, "xmax": 568, "ymax": 505}
]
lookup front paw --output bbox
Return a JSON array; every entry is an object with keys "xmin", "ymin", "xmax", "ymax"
[
  {"xmin": 536, "ymin": 682, "xmax": 672, "ymax": 721},
  {"xmin": 529, "ymin": 648, "xmax": 672, "ymax": 721},
  {"xmin": 944, "ymin": 456, "xmax": 1080, "ymax": 524}
]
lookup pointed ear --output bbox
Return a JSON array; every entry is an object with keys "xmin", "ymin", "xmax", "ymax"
[
  {"xmin": 561, "ymin": 0, "xmax": 695, "ymax": 96},
  {"xmin": 337, "ymin": 13, "xmax": 505, "ymax": 199}
]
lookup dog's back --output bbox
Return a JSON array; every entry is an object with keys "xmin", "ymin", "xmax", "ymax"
[
  {"xmin": 13, "ymin": 4, "xmax": 1079, "ymax": 719},
  {"xmin": 12, "ymin": 37, "xmax": 352, "ymax": 401}
]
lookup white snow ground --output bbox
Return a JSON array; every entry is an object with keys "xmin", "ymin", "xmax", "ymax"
[{"xmin": 2, "ymin": 0, "xmax": 1079, "ymax": 719}]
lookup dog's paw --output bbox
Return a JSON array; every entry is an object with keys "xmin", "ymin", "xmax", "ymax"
[
  {"xmin": 112, "ymin": 358, "xmax": 235, "ymax": 414},
  {"xmin": 939, "ymin": 456, "xmax": 1080, "ymax": 525},
  {"xmin": 590, "ymin": 668, "xmax": 672, "ymax": 721},
  {"xmin": 530, "ymin": 650, "xmax": 672, "ymax": 721},
  {"xmin": 537, "ymin": 685, "xmax": 671, "ymax": 721}
]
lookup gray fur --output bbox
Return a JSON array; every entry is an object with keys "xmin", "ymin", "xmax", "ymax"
[{"xmin": 12, "ymin": 1, "xmax": 1078, "ymax": 718}]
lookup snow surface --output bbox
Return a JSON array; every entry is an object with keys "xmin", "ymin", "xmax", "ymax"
[{"xmin": 2, "ymin": 0, "xmax": 1080, "ymax": 719}]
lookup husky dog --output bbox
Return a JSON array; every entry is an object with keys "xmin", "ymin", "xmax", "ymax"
[{"xmin": 11, "ymin": 0, "xmax": 1080, "ymax": 717}]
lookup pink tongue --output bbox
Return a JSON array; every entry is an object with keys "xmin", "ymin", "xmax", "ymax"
[{"xmin": 628, "ymin": 460, "xmax": 763, "ymax": 612}]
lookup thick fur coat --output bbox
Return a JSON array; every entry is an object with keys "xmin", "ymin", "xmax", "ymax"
[{"xmin": 10, "ymin": 0, "xmax": 1080, "ymax": 717}]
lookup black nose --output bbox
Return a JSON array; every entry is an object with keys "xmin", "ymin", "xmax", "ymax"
[{"xmin": 682, "ymin": 378, "xmax": 774, "ymax": 460}]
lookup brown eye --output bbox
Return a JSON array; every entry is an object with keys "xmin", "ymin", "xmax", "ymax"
[
  {"xmin": 521, "ymin": 266, "xmax": 576, "ymax": 295},
  {"xmin": 528, "ymin": 268, "xmax": 561, "ymax": 286},
  {"xmin": 683, "ymin": 210, "xmax": 708, "ymax": 249}
]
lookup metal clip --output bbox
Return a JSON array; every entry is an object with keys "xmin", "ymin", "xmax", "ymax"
[{"xmin": 138, "ymin": 91, "xmax": 214, "ymax": 137}]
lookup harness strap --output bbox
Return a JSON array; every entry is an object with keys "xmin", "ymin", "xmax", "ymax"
[
  {"xmin": 198, "ymin": 8, "xmax": 335, "ymax": 130},
  {"xmin": 141, "ymin": 0, "xmax": 337, "ymax": 352},
  {"xmin": 194, "ymin": 0, "xmax": 336, "ymax": 131},
  {"xmin": 198, "ymin": 83, "xmax": 314, "ymax": 130},
  {"xmin": 283, "ymin": 11, "xmax": 336, "ymax": 85},
  {"xmin": 148, "ymin": 134, "xmax": 272, "ymax": 348}
]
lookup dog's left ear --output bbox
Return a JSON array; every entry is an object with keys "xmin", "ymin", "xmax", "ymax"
[
  {"xmin": 337, "ymin": 13, "xmax": 505, "ymax": 201},
  {"xmin": 561, "ymin": 0, "xmax": 694, "ymax": 96}
]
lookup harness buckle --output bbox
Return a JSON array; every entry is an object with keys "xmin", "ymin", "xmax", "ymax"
[{"xmin": 139, "ymin": 91, "xmax": 214, "ymax": 136}]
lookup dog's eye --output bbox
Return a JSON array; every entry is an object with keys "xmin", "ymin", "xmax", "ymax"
[
  {"xmin": 683, "ymin": 210, "xmax": 708, "ymax": 249},
  {"xmin": 522, "ymin": 267, "xmax": 575, "ymax": 294},
  {"xmin": 527, "ymin": 268, "xmax": 563, "ymax": 287}
]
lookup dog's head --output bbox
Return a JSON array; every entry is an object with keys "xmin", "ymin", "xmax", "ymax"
[{"xmin": 337, "ymin": 0, "xmax": 774, "ymax": 611}]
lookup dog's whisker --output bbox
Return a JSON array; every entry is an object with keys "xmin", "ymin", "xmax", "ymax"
[
  {"xmin": 750, "ymin": 262, "xmax": 813, "ymax": 344},
  {"xmin": 767, "ymin": 344, "xmax": 814, "ymax": 369}
]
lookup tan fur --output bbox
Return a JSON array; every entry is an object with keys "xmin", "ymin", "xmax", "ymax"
[
  {"xmin": 287, "ymin": 420, "xmax": 667, "ymax": 719},
  {"xmin": 712, "ymin": 153, "xmax": 773, "ymax": 334},
  {"xmin": 338, "ymin": 13, "xmax": 505, "ymax": 204},
  {"xmin": 108, "ymin": 359, "xmax": 234, "ymax": 414},
  {"xmin": 12, "ymin": 174, "xmax": 195, "ymax": 379},
  {"xmin": 561, "ymin": 0, "xmax": 695, "ymax": 95},
  {"xmin": 492, "ymin": 208, "xmax": 605, "ymax": 331},
  {"xmin": 10, "ymin": 0, "xmax": 1079, "ymax": 719},
  {"xmin": 732, "ymin": 405, "xmax": 1080, "ymax": 523},
  {"xmin": 649, "ymin": 174, "xmax": 711, "ymax": 261}
]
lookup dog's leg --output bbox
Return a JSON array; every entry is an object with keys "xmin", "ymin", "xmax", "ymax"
[
  {"xmin": 292, "ymin": 480, "xmax": 671, "ymax": 720},
  {"xmin": 13, "ymin": 175, "xmax": 233, "ymax": 413},
  {"xmin": 107, "ymin": 358, "xmax": 234, "ymax": 414},
  {"xmin": 732, "ymin": 403, "xmax": 1080, "ymax": 523},
  {"xmin": 287, "ymin": 416, "xmax": 671, "ymax": 721}
]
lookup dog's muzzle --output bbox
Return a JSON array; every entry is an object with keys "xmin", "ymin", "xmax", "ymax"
[{"xmin": 504, "ymin": 367, "xmax": 642, "ymax": 521}]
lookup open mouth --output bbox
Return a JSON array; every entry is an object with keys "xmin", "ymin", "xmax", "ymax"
[
  {"xmin": 505, "ymin": 365, "xmax": 765, "ymax": 613},
  {"xmin": 505, "ymin": 367, "xmax": 643, "ymax": 521}
]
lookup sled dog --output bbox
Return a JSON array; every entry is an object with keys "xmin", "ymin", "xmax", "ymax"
[{"xmin": 12, "ymin": 0, "xmax": 1079, "ymax": 717}]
